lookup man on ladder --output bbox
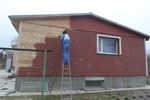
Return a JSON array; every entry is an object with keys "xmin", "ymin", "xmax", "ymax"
[
  {"xmin": 59, "ymin": 30, "xmax": 72, "ymax": 100},
  {"xmin": 59, "ymin": 30, "xmax": 70, "ymax": 64}
]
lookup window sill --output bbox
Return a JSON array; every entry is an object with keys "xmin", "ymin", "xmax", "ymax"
[{"xmin": 97, "ymin": 52, "xmax": 121, "ymax": 56}]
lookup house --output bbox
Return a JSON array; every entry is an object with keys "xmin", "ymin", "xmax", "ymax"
[
  {"xmin": 0, "ymin": 50, "xmax": 13, "ymax": 70},
  {"xmin": 9, "ymin": 13, "xmax": 149, "ymax": 91}
]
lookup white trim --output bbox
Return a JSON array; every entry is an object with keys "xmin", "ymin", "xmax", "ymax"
[
  {"xmin": 97, "ymin": 34, "xmax": 121, "ymax": 39},
  {"xmin": 97, "ymin": 34, "xmax": 121, "ymax": 55},
  {"xmin": 119, "ymin": 38, "xmax": 122, "ymax": 55},
  {"xmin": 144, "ymin": 38, "xmax": 148, "ymax": 75},
  {"xmin": 85, "ymin": 77, "xmax": 105, "ymax": 81}
]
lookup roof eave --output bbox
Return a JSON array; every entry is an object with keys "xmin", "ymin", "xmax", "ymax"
[
  {"xmin": 9, "ymin": 13, "xmax": 91, "ymax": 20},
  {"xmin": 9, "ymin": 16, "xmax": 19, "ymax": 33}
]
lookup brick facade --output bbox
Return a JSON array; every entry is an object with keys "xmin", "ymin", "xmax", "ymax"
[{"xmin": 12, "ymin": 15, "xmax": 147, "ymax": 76}]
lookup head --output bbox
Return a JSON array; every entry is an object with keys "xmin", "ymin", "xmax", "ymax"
[{"xmin": 63, "ymin": 30, "xmax": 67, "ymax": 34}]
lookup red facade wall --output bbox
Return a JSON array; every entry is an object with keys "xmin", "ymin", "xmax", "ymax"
[
  {"xmin": 70, "ymin": 30, "xmax": 145, "ymax": 76},
  {"xmin": 18, "ymin": 16, "xmax": 146, "ymax": 76}
]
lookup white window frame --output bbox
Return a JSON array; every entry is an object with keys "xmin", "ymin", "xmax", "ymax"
[
  {"xmin": 144, "ymin": 38, "xmax": 148, "ymax": 75},
  {"xmin": 97, "ymin": 34, "xmax": 122, "ymax": 55}
]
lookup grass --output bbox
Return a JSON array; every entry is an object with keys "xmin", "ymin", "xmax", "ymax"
[
  {"xmin": 0, "ymin": 90, "xmax": 150, "ymax": 100},
  {"xmin": 0, "ymin": 92, "xmax": 131, "ymax": 100},
  {"xmin": 146, "ymin": 75, "xmax": 150, "ymax": 85}
]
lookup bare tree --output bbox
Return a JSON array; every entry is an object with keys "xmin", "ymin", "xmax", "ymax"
[{"xmin": 10, "ymin": 36, "xmax": 18, "ymax": 47}]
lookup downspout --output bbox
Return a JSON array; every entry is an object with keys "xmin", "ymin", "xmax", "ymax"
[{"xmin": 144, "ymin": 38, "xmax": 148, "ymax": 76}]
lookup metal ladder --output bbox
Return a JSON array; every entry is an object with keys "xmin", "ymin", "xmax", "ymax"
[{"xmin": 61, "ymin": 60, "xmax": 72, "ymax": 100}]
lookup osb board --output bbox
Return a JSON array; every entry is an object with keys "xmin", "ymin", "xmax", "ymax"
[{"xmin": 15, "ymin": 17, "xmax": 70, "ymax": 74}]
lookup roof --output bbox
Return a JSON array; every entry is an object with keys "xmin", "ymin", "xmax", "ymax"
[{"xmin": 9, "ymin": 12, "xmax": 150, "ymax": 39}]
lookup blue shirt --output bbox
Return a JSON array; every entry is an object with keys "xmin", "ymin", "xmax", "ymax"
[{"xmin": 59, "ymin": 34, "xmax": 70, "ymax": 47}]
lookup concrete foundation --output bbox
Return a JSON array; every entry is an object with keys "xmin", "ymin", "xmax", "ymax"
[
  {"xmin": 104, "ymin": 76, "xmax": 146, "ymax": 88},
  {"xmin": 15, "ymin": 76, "xmax": 146, "ymax": 91}
]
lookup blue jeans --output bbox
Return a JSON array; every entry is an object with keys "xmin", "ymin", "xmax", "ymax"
[{"xmin": 62, "ymin": 45, "xmax": 69, "ymax": 64}]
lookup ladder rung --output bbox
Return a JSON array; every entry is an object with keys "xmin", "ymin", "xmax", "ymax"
[
  {"xmin": 62, "ymin": 87, "xmax": 72, "ymax": 89},
  {"xmin": 62, "ymin": 80, "xmax": 71, "ymax": 83},
  {"xmin": 62, "ymin": 82, "xmax": 71, "ymax": 84},
  {"xmin": 64, "ymin": 68, "xmax": 69, "ymax": 70},
  {"xmin": 63, "ymin": 78, "xmax": 70, "ymax": 80},
  {"xmin": 62, "ymin": 85, "xmax": 71, "ymax": 87},
  {"xmin": 63, "ymin": 72, "xmax": 69, "ymax": 74},
  {"xmin": 63, "ymin": 77, "xmax": 70, "ymax": 79},
  {"xmin": 63, "ymin": 75, "xmax": 70, "ymax": 77},
  {"xmin": 62, "ymin": 86, "xmax": 71, "ymax": 88}
]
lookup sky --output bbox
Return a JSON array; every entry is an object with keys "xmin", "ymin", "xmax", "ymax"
[{"xmin": 0, "ymin": 0, "xmax": 150, "ymax": 52}]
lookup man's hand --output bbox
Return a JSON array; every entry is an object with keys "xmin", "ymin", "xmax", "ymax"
[{"xmin": 58, "ymin": 35, "xmax": 61, "ymax": 38}]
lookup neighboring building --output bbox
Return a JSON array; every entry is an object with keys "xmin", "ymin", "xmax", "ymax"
[
  {"xmin": 9, "ymin": 13, "xmax": 149, "ymax": 91},
  {"xmin": 0, "ymin": 50, "xmax": 13, "ymax": 69}
]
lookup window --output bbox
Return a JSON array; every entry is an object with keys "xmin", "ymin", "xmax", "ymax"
[
  {"xmin": 85, "ymin": 80, "xmax": 104, "ymax": 87},
  {"xmin": 97, "ymin": 34, "xmax": 121, "ymax": 55},
  {"xmin": 85, "ymin": 77, "xmax": 105, "ymax": 88}
]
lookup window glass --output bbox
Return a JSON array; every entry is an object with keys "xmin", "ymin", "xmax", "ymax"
[
  {"xmin": 103, "ymin": 38, "xmax": 117, "ymax": 53},
  {"xmin": 85, "ymin": 80, "xmax": 104, "ymax": 87}
]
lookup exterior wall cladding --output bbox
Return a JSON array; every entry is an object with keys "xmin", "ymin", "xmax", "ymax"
[
  {"xmin": 16, "ymin": 15, "xmax": 147, "ymax": 90},
  {"xmin": 18, "ymin": 16, "xmax": 146, "ymax": 76}
]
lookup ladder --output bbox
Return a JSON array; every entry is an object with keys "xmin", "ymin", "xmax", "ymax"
[{"xmin": 61, "ymin": 60, "xmax": 73, "ymax": 100}]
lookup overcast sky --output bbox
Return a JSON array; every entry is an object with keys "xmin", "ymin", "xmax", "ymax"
[{"xmin": 0, "ymin": 0, "xmax": 150, "ymax": 52}]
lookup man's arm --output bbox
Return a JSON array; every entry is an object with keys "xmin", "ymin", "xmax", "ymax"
[{"xmin": 59, "ymin": 34, "xmax": 65, "ymax": 40}]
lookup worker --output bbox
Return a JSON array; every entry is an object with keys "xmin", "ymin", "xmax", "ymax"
[{"xmin": 59, "ymin": 30, "xmax": 70, "ymax": 64}]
